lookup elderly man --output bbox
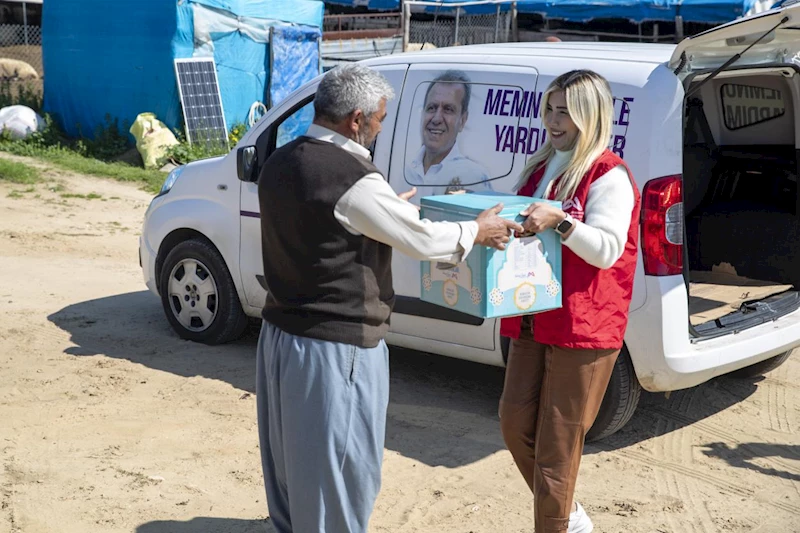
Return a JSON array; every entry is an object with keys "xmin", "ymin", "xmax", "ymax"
[
  {"xmin": 405, "ymin": 69, "xmax": 493, "ymax": 195},
  {"xmin": 256, "ymin": 63, "xmax": 521, "ymax": 533}
]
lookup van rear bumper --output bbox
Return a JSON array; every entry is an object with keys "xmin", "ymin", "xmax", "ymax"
[{"xmin": 625, "ymin": 275, "xmax": 800, "ymax": 392}]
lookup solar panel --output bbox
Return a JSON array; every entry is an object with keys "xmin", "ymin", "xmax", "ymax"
[{"xmin": 174, "ymin": 58, "xmax": 229, "ymax": 151}]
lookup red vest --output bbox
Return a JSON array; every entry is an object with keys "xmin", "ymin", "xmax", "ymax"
[{"xmin": 500, "ymin": 150, "xmax": 641, "ymax": 349}]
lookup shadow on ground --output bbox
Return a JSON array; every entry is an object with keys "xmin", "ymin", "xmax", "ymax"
[
  {"xmin": 135, "ymin": 517, "xmax": 273, "ymax": 533},
  {"xmin": 700, "ymin": 442, "xmax": 800, "ymax": 482},
  {"xmin": 49, "ymin": 291, "xmax": 768, "ymax": 468}
]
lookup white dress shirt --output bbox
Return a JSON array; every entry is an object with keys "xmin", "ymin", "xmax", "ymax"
[
  {"xmin": 304, "ymin": 124, "xmax": 479, "ymax": 264},
  {"xmin": 532, "ymin": 149, "xmax": 635, "ymax": 270},
  {"xmin": 404, "ymin": 143, "xmax": 494, "ymax": 196}
]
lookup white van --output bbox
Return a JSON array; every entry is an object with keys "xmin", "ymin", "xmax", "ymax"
[{"xmin": 140, "ymin": 3, "xmax": 800, "ymax": 440}]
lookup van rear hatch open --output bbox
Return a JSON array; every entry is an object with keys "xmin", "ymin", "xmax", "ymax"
[
  {"xmin": 674, "ymin": 2, "xmax": 800, "ymax": 339},
  {"xmin": 670, "ymin": 2, "xmax": 800, "ymax": 75}
]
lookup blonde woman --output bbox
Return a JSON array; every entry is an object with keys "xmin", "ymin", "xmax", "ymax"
[{"xmin": 499, "ymin": 70, "xmax": 641, "ymax": 533}]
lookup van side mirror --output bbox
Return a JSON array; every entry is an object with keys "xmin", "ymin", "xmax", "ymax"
[{"xmin": 237, "ymin": 145, "xmax": 258, "ymax": 182}]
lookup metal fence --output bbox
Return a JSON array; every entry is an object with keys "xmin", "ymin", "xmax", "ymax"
[
  {"xmin": 404, "ymin": 1, "xmax": 516, "ymax": 50},
  {"xmin": 0, "ymin": 0, "xmax": 42, "ymax": 83},
  {"xmin": 0, "ymin": 24, "xmax": 41, "ymax": 74}
]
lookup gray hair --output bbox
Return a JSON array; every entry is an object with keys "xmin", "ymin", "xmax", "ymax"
[
  {"xmin": 313, "ymin": 63, "xmax": 395, "ymax": 123},
  {"xmin": 425, "ymin": 69, "xmax": 472, "ymax": 113}
]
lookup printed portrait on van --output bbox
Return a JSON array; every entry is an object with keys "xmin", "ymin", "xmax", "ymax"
[
  {"xmin": 404, "ymin": 70, "xmax": 496, "ymax": 196},
  {"xmin": 402, "ymin": 70, "xmax": 635, "ymax": 196}
]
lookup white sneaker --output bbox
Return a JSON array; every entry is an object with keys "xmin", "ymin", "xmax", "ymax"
[{"xmin": 568, "ymin": 502, "xmax": 594, "ymax": 533}]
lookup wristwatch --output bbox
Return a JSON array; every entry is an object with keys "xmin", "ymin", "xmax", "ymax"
[{"xmin": 554, "ymin": 213, "xmax": 574, "ymax": 236}]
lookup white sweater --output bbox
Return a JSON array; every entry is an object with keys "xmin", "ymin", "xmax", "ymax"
[{"xmin": 534, "ymin": 149, "xmax": 635, "ymax": 270}]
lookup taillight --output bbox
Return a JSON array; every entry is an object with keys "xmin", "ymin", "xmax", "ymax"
[{"xmin": 641, "ymin": 175, "xmax": 683, "ymax": 276}]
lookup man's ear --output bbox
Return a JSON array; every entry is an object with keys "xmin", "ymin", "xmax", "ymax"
[
  {"xmin": 349, "ymin": 109, "xmax": 365, "ymax": 135},
  {"xmin": 459, "ymin": 110, "xmax": 468, "ymax": 132}
]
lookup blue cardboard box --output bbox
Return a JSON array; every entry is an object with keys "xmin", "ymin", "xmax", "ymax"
[{"xmin": 419, "ymin": 193, "xmax": 563, "ymax": 319}]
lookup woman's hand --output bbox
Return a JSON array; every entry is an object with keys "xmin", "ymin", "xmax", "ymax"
[{"xmin": 518, "ymin": 202, "xmax": 566, "ymax": 235}]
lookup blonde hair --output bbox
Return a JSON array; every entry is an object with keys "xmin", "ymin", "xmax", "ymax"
[{"xmin": 516, "ymin": 70, "xmax": 614, "ymax": 201}]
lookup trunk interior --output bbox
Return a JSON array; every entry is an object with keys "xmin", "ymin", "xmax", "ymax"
[{"xmin": 683, "ymin": 68, "xmax": 800, "ymax": 337}]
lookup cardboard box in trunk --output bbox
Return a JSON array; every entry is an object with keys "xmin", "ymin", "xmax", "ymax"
[{"xmin": 689, "ymin": 267, "xmax": 793, "ymax": 325}]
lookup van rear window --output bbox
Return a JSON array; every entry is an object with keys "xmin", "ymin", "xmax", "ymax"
[{"xmin": 721, "ymin": 83, "xmax": 785, "ymax": 130}]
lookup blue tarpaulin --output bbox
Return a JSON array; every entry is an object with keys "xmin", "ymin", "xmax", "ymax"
[
  {"xmin": 517, "ymin": 0, "xmax": 768, "ymax": 24},
  {"xmin": 271, "ymin": 25, "xmax": 321, "ymax": 146},
  {"xmin": 43, "ymin": 0, "xmax": 323, "ymax": 140},
  {"xmin": 323, "ymin": 0, "xmax": 507, "ymax": 13},
  {"xmin": 324, "ymin": 0, "xmax": 771, "ymax": 24},
  {"xmin": 411, "ymin": 0, "xmax": 513, "ymax": 14},
  {"xmin": 405, "ymin": 0, "xmax": 767, "ymax": 22},
  {"xmin": 325, "ymin": 0, "xmax": 400, "ymax": 9},
  {"xmin": 518, "ymin": 0, "xmax": 671, "ymax": 22}
]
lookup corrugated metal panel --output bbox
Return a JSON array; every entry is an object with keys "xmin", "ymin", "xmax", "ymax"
[{"xmin": 321, "ymin": 36, "xmax": 403, "ymax": 69}]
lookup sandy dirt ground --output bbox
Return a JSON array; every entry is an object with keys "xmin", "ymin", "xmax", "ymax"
[{"xmin": 1, "ymin": 154, "xmax": 799, "ymax": 533}]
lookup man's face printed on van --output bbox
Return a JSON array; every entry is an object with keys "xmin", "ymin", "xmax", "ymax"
[
  {"xmin": 421, "ymin": 82, "xmax": 468, "ymax": 161},
  {"xmin": 544, "ymin": 90, "xmax": 579, "ymax": 151}
]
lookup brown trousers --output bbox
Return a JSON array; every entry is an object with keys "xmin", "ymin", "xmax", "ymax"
[{"xmin": 499, "ymin": 317, "xmax": 620, "ymax": 532}]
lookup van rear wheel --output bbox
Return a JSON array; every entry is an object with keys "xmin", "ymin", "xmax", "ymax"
[
  {"xmin": 730, "ymin": 350, "xmax": 793, "ymax": 379},
  {"xmin": 586, "ymin": 347, "xmax": 641, "ymax": 442}
]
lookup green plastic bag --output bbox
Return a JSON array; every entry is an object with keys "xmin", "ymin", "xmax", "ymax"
[{"xmin": 129, "ymin": 112, "xmax": 179, "ymax": 169}]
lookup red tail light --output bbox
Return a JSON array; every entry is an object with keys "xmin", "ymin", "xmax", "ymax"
[{"xmin": 641, "ymin": 175, "xmax": 683, "ymax": 276}]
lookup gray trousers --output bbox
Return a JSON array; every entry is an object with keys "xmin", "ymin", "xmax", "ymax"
[{"xmin": 256, "ymin": 321, "xmax": 390, "ymax": 533}]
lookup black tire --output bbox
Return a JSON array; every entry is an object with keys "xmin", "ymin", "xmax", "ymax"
[
  {"xmin": 586, "ymin": 347, "xmax": 641, "ymax": 442},
  {"xmin": 159, "ymin": 238, "xmax": 248, "ymax": 345},
  {"xmin": 729, "ymin": 351, "xmax": 793, "ymax": 379}
]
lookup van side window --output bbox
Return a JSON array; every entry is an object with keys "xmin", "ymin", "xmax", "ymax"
[
  {"xmin": 720, "ymin": 83, "xmax": 785, "ymax": 130},
  {"xmin": 276, "ymin": 100, "xmax": 315, "ymax": 148},
  {"xmin": 403, "ymin": 76, "xmax": 520, "ymax": 195},
  {"xmin": 255, "ymin": 97, "xmax": 315, "ymax": 169}
]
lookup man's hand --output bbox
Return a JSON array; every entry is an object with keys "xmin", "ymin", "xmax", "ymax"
[
  {"xmin": 518, "ymin": 202, "xmax": 566, "ymax": 236},
  {"xmin": 398, "ymin": 187, "xmax": 420, "ymax": 211},
  {"xmin": 475, "ymin": 203, "xmax": 524, "ymax": 250},
  {"xmin": 398, "ymin": 187, "xmax": 417, "ymax": 202}
]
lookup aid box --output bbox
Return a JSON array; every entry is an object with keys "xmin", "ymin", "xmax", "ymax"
[{"xmin": 419, "ymin": 192, "xmax": 563, "ymax": 319}]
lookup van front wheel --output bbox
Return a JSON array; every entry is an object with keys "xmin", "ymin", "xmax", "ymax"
[
  {"xmin": 159, "ymin": 238, "xmax": 248, "ymax": 345},
  {"xmin": 586, "ymin": 348, "xmax": 641, "ymax": 442}
]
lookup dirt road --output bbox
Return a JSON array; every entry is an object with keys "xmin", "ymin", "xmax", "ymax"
[{"xmin": 1, "ymin": 154, "xmax": 799, "ymax": 533}]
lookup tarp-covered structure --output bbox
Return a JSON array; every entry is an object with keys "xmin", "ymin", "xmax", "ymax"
[
  {"xmin": 328, "ymin": 0, "xmax": 777, "ymax": 24},
  {"xmin": 516, "ymin": 0, "xmax": 774, "ymax": 24},
  {"xmin": 43, "ymin": 0, "xmax": 324, "ymax": 140},
  {"xmin": 324, "ymin": 0, "xmax": 400, "ymax": 10}
]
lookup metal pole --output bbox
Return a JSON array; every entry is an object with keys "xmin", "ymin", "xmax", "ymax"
[
  {"xmin": 654, "ymin": 23, "xmax": 659, "ymax": 43},
  {"xmin": 402, "ymin": 0, "xmax": 410, "ymax": 52},
  {"xmin": 511, "ymin": 2, "xmax": 519, "ymax": 42},
  {"xmin": 504, "ymin": 6, "xmax": 511, "ymax": 42},
  {"xmin": 675, "ymin": 15, "xmax": 684, "ymax": 42},
  {"xmin": 22, "ymin": 2, "xmax": 28, "ymax": 46},
  {"xmin": 494, "ymin": 4, "xmax": 500, "ymax": 43},
  {"xmin": 318, "ymin": 34, "xmax": 322, "ymax": 75},
  {"xmin": 455, "ymin": 7, "xmax": 460, "ymax": 46},
  {"xmin": 267, "ymin": 26, "xmax": 274, "ymax": 109}
]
